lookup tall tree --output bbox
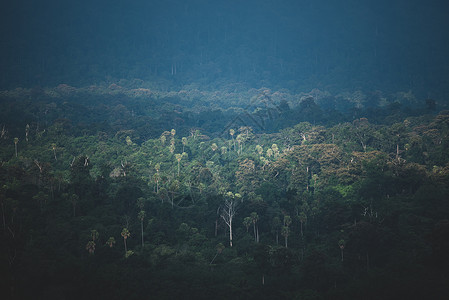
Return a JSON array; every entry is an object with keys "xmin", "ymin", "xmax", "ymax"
[
  {"xmin": 13, "ymin": 137, "xmax": 19, "ymax": 157},
  {"xmin": 229, "ymin": 129, "xmax": 236, "ymax": 151},
  {"xmin": 220, "ymin": 192, "xmax": 238, "ymax": 247},
  {"xmin": 243, "ymin": 217, "xmax": 252, "ymax": 232},
  {"xmin": 250, "ymin": 212, "xmax": 259, "ymax": 242},
  {"xmin": 175, "ymin": 153, "xmax": 182, "ymax": 176},
  {"xmin": 298, "ymin": 212, "xmax": 307, "ymax": 237},
  {"xmin": 138, "ymin": 210, "xmax": 146, "ymax": 247},
  {"xmin": 121, "ymin": 228, "xmax": 131, "ymax": 254},
  {"xmin": 282, "ymin": 215, "xmax": 292, "ymax": 248},
  {"xmin": 51, "ymin": 143, "xmax": 57, "ymax": 161}
]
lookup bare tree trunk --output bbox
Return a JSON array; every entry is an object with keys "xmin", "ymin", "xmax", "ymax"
[
  {"xmin": 215, "ymin": 219, "xmax": 218, "ymax": 237},
  {"xmin": 229, "ymin": 219, "xmax": 233, "ymax": 247},
  {"xmin": 256, "ymin": 226, "xmax": 259, "ymax": 243}
]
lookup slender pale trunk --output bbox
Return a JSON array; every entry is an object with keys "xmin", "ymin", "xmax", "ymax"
[
  {"xmin": 285, "ymin": 235, "xmax": 288, "ymax": 248},
  {"xmin": 229, "ymin": 219, "xmax": 233, "ymax": 247},
  {"xmin": 210, "ymin": 251, "xmax": 219, "ymax": 265},
  {"xmin": 253, "ymin": 223, "xmax": 256, "ymax": 242},
  {"xmin": 256, "ymin": 226, "xmax": 259, "ymax": 243},
  {"xmin": 215, "ymin": 219, "xmax": 218, "ymax": 237},
  {"xmin": 124, "ymin": 237, "xmax": 128, "ymax": 253}
]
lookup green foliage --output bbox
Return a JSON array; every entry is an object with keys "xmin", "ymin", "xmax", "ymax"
[{"xmin": 1, "ymin": 88, "xmax": 449, "ymax": 299}]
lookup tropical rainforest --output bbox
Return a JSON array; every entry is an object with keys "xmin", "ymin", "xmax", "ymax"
[
  {"xmin": 1, "ymin": 85, "xmax": 449, "ymax": 299},
  {"xmin": 1, "ymin": 0, "xmax": 449, "ymax": 299}
]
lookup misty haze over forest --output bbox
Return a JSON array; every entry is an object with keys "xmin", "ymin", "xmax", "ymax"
[{"xmin": 1, "ymin": 0, "xmax": 449, "ymax": 97}]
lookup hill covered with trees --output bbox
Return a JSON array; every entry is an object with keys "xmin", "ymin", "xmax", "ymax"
[{"xmin": 1, "ymin": 85, "xmax": 449, "ymax": 299}]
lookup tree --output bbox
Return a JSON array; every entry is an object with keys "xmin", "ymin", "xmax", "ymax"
[
  {"xmin": 91, "ymin": 230, "xmax": 99, "ymax": 242},
  {"xmin": 138, "ymin": 210, "xmax": 146, "ymax": 247},
  {"xmin": 281, "ymin": 215, "xmax": 292, "ymax": 248},
  {"xmin": 243, "ymin": 217, "xmax": 252, "ymax": 232},
  {"xmin": 220, "ymin": 192, "xmax": 238, "ymax": 247},
  {"xmin": 182, "ymin": 137, "xmax": 187, "ymax": 152},
  {"xmin": 236, "ymin": 134, "xmax": 243, "ymax": 154},
  {"xmin": 272, "ymin": 216, "xmax": 282, "ymax": 245},
  {"xmin": 106, "ymin": 237, "xmax": 116, "ymax": 248},
  {"xmin": 69, "ymin": 194, "xmax": 79, "ymax": 217},
  {"xmin": 175, "ymin": 153, "xmax": 182, "ymax": 176},
  {"xmin": 121, "ymin": 228, "xmax": 131, "ymax": 253},
  {"xmin": 51, "ymin": 143, "xmax": 57, "ymax": 160},
  {"xmin": 250, "ymin": 212, "xmax": 259, "ymax": 242},
  {"xmin": 154, "ymin": 163, "xmax": 161, "ymax": 193},
  {"xmin": 25, "ymin": 124, "xmax": 30, "ymax": 141},
  {"xmin": 298, "ymin": 212, "xmax": 307, "ymax": 237},
  {"xmin": 86, "ymin": 241, "xmax": 96, "ymax": 254},
  {"xmin": 338, "ymin": 239, "xmax": 345, "ymax": 261},
  {"xmin": 210, "ymin": 243, "xmax": 225, "ymax": 265},
  {"xmin": 13, "ymin": 137, "xmax": 19, "ymax": 157},
  {"xmin": 229, "ymin": 129, "xmax": 235, "ymax": 151}
]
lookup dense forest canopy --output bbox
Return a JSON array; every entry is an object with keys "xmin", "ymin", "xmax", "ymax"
[{"xmin": 1, "ymin": 0, "xmax": 449, "ymax": 299}]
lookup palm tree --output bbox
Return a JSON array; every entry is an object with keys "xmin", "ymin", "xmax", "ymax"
[
  {"xmin": 138, "ymin": 210, "xmax": 146, "ymax": 247},
  {"xmin": 91, "ymin": 229, "xmax": 99, "ymax": 242},
  {"xmin": 250, "ymin": 212, "xmax": 259, "ymax": 242},
  {"xmin": 243, "ymin": 217, "xmax": 252, "ymax": 232},
  {"xmin": 282, "ymin": 215, "xmax": 292, "ymax": 248},
  {"xmin": 86, "ymin": 241, "xmax": 96, "ymax": 254},
  {"xmin": 121, "ymin": 228, "xmax": 131, "ymax": 253},
  {"xmin": 106, "ymin": 237, "xmax": 116, "ymax": 248}
]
